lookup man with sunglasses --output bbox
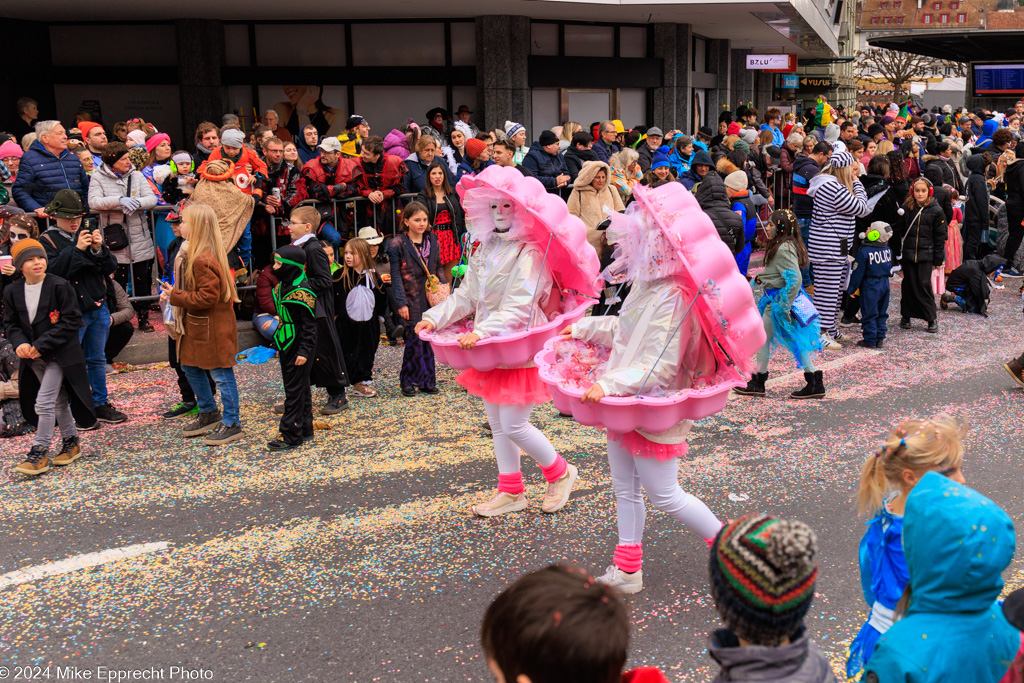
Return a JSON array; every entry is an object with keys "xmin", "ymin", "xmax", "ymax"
[{"xmin": 39, "ymin": 189, "xmax": 126, "ymax": 427}]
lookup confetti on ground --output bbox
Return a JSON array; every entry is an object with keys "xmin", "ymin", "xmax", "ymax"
[{"xmin": 0, "ymin": 274, "xmax": 1022, "ymax": 680}]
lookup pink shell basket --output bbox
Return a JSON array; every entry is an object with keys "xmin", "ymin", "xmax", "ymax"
[{"xmin": 422, "ymin": 295, "xmax": 597, "ymax": 372}]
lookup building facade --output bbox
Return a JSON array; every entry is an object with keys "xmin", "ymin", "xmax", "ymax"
[{"xmin": 3, "ymin": 1, "xmax": 854, "ymax": 143}]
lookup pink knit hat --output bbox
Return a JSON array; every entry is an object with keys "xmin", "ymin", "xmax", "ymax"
[
  {"xmin": 0, "ymin": 140, "xmax": 22, "ymax": 160},
  {"xmin": 145, "ymin": 132, "xmax": 171, "ymax": 153},
  {"xmin": 126, "ymin": 130, "xmax": 147, "ymax": 148}
]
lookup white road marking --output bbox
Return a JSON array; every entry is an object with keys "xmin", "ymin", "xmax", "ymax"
[
  {"xmin": 0, "ymin": 542, "xmax": 170, "ymax": 589},
  {"xmin": 729, "ymin": 349, "xmax": 883, "ymax": 400}
]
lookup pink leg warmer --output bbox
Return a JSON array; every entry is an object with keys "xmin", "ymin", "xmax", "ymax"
[
  {"xmin": 614, "ymin": 543, "xmax": 643, "ymax": 574},
  {"xmin": 539, "ymin": 454, "xmax": 568, "ymax": 483},
  {"xmin": 497, "ymin": 472, "xmax": 525, "ymax": 495}
]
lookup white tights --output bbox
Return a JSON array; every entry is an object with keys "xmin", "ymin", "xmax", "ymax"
[
  {"xmin": 483, "ymin": 401, "xmax": 558, "ymax": 473},
  {"xmin": 607, "ymin": 436, "xmax": 722, "ymax": 544}
]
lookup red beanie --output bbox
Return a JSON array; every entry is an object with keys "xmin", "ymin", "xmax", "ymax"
[
  {"xmin": 464, "ymin": 137, "xmax": 487, "ymax": 160},
  {"xmin": 782, "ymin": 123, "xmax": 795, "ymax": 140},
  {"xmin": 727, "ymin": 122, "xmax": 742, "ymax": 136},
  {"xmin": 79, "ymin": 121, "xmax": 103, "ymax": 139}
]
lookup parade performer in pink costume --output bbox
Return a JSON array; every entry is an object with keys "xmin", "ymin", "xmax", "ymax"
[
  {"xmin": 563, "ymin": 185, "xmax": 727, "ymax": 594},
  {"xmin": 416, "ymin": 166, "xmax": 595, "ymax": 517}
]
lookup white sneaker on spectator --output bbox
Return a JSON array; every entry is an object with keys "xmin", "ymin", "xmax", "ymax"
[
  {"xmin": 820, "ymin": 333, "xmax": 841, "ymax": 351},
  {"xmin": 833, "ymin": 330, "xmax": 850, "ymax": 342}
]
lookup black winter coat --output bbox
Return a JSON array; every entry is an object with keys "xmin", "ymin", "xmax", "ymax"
[
  {"xmin": 694, "ymin": 172, "xmax": 744, "ymax": 255},
  {"xmin": 39, "ymin": 227, "xmax": 117, "ymax": 314},
  {"xmin": 922, "ymin": 164, "xmax": 954, "ymax": 225},
  {"xmin": 1004, "ymin": 158, "xmax": 1024, "ymax": 208},
  {"xmin": 2, "ymin": 274, "xmax": 96, "ymax": 428},
  {"xmin": 899, "ymin": 202, "xmax": 947, "ymax": 266},
  {"xmin": 564, "ymin": 147, "xmax": 597, "ymax": 183},
  {"xmin": 963, "ymin": 155, "xmax": 990, "ymax": 228}
]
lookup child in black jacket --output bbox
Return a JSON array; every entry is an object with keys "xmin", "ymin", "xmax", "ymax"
[
  {"xmin": 847, "ymin": 221, "xmax": 894, "ymax": 348},
  {"xmin": 267, "ymin": 245, "xmax": 318, "ymax": 450},
  {"xmin": 962, "ymin": 153, "xmax": 990, "ymax": 261},
  {"xmin": 898, "ymin": 178, "xmax": 948, "ymax": 333},
  {"xmin": 3, "ymin": 239, "xmax": 96, "ymax": 475}
]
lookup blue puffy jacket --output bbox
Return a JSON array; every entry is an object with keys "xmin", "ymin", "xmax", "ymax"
[
  {"xmin": 521, "ymin": 143, "xmax": 568, "ymax": 190},
  {"xmin": 862, "ymin": 472, "xmax": 1019, "ymax": 683},
  {"xmin": 12, "ymin": 141, "xmax": 90, "ymax": 213}
]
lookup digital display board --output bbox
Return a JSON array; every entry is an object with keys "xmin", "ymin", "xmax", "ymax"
[{"xmin": 973, "ymin": 63, "xmax": 1024, "ymax": 96}]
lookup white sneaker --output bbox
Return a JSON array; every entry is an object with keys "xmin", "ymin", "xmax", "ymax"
[
  {"xmin": 472, "ymin": 491, "xmax": 528, "ymax": 518},
  {"xmin": 832, "ymin": 330, "xmax": 850, "ymax": 342},
  {"xmin": 541, "ymin": 464, "xmax": 578, "ymax": 513},
  {"xmin": 819, "ymin": 333, "xmax": 841, "ymax": 351},
  {"xmin": 597, "ymin": 565, "xmax": 644, "ymax": 594}
]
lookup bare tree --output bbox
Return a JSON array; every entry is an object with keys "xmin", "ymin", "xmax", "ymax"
[
  {"xmin": 857, "ymin": 48, "xmax": 934, "ymax": 101},
  {"xmin": 940, "ymin": 60, "xmax": 968, "ymax": 78}
]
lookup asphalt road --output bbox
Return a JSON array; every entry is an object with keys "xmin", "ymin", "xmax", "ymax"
[{"xmin": 2, "ymin": 278, "xmax": 1023, "ymax": 682}]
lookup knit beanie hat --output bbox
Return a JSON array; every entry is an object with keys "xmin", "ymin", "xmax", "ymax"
[
  {"xmin": 346, "ymin": 114, "xmax": 366, "ymax": 130},
  {"xmin": 651, "ymin": 150, "xmax": 670, "ymax": 170},
  {"xmin": 0, "ymin": 140, "xmax": 23, "ymax": 160},
  {"xmin": 145, "ymin": 133, "xmax": 170, "ymax": 154},
  {"xmin": 221, "ymin": 128, "xmax": 245, "ymax": 148},
  {"xmin": 126, "ymin": 130, "xmax": 147, "ymax": 148},
  {"xmin": 538, "ymin": 130, "xmax": 559, "ymax": 146},
  {"xmin": 867, "ymin": 124, "xmax": 884, "ymax": 138},
  {"xmin": 78, "ymin": 121, "xmax": 103, "ymax": 139},
  {"xmin": 879, "ymin": 115, "xmax": 895, "ymax": 127},
  {"xmin": 464, "ymin": 137, "xmax": 487, "ymax": 160},
  {"xmin": 824, "ymin": 123, "xmax": 840, "ymax": 143},
  {"xmin": 829, "ymin": 150, "xmax": 854, "ymax": 168},
  {"xmin": 504, "ymin": 121, "xmax": 525, "ymax": 139},
  {"xmin": 12, "ymin": 238, "xmax": 47, "ymax": 271},
  {"xmin": 739, "ymin": 129, "xmax": 758, "ymax": 145},
  {"xmin": 727, "ymin": 122, "xmax": 742, "ymax": 136},
  {"xmin": 733, "ymin": 140, "xmax": 750, "ymax": 154},
  {"xmin": 709, "ymin": 514, "xmax": 818, "ymax": 646},
  {"xmin": 724, "ymin": 170, "xmax": 748, "ymax": 191}
]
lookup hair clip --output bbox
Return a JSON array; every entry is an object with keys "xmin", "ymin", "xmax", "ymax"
[
  {"xmin": 900, "ymin": 437, "xmax": 906, "ymax": 448},
  {"xmin": 874, "ymin": 446, "xmax": 886, "ymax": 458}
]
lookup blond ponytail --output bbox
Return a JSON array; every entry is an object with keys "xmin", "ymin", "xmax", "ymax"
[{"xmin": 856, "ymin": 414, "xmax": 966, "ymax": 517}]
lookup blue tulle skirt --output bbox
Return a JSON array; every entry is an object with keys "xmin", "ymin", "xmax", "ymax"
[{"xmin": 758, "ymin": 270, "xmax": 823, "ymax": 368}]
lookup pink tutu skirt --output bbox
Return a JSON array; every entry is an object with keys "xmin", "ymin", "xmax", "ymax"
[
  {"xmin": 608, "ymin": 430, "xmax": 689, "ymax": 461},
  {"xmin": 458, "ymin": 367, "xmax": 552, "ymax": 406}
]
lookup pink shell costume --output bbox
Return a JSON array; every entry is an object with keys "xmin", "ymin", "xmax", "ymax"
[{"xmin": 421, "ymin": 165, "xmax": 600, "ymax": 406}]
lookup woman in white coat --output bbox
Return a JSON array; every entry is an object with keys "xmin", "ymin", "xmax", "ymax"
[{"xmin": 88, "ymin": 141, "xmax": 158, "ymax": 331}]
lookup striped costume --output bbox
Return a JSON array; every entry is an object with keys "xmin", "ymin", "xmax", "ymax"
[{"xmin": 806, "ymin": 175, "xmax": 868, "ymax": 336}]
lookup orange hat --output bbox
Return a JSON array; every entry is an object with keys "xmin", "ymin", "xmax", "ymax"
[
  {"xmin": 11, "ymin": 238, "xmax": 46, "ymax": 270},
  {"xmin": 465, "ymin": 137, "xmax": 487, "ymax": 160},
  {"xmin": 79, "ymin": 121, "xmax": 103, "ymax": 139}
]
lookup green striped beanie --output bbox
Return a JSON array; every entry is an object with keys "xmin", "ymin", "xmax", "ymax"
[{"xmin": 709, "ymin": 514, "xmax": 818, "ymax": 646}]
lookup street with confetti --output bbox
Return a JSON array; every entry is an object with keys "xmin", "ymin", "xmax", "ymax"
[{"xmin": 2, "ymin": 278, "xmax": 1024, "ymax": 682}]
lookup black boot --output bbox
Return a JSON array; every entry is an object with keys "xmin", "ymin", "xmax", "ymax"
[
  {"xmin": 790, "ymin": 371, "xmax": 825, "ymax": 399},
  {"xmin": 733, "ymin": 372, "xmax": 768, "ymax": 397}
]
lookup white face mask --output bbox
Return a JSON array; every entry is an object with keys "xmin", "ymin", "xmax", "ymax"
[{"xmin": 490, "ymin": 201, "xmax": 514, "ymax": 232}]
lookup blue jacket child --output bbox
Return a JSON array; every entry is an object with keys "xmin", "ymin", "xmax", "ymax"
[
  {"xmin": 725, "ymin": 171, "xmax": 757, "ymax": 277},
  {"xmin": 847, "ymin": 221, "xmax": 893, "ymax": 348},
  {"xmin": 862, "ymin": 471, "xmax": 1019, "ymax": 683}
]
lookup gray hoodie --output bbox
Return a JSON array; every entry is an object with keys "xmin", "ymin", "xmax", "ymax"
[{"xmin": 708, "ymin": 628, "xmax": 838, "ymax": 683}]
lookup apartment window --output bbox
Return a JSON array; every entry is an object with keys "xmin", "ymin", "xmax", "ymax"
[
  {"xmin": 871, "ymin": 15, "xmax": 880, "ymax": 23},
  {"xmin": 894, "ymin": 0, "xmax": 902, "ymax": 7},
  {"xmin": 958, "ymin": 12, "xmax": 966, "ymax": 21},
  {"xmin": 923, "ymin": 13, "xmax": 933, "ymax": 22},
  {"xmin": 883, "ymin": 16, "xmax": 891, "ymax": 22},
  {"xmin": 950, "ymin": 1, "xmax": 958, "ymax": 8},
  {"xmin": 940, "ymin": 12, "xmax": 948, "ymax": 22},
  {"xmin": 881, "ymin": 1, "xmax": 888, "ymax": 7},
  {"xmin": 896, "ymin": 15, "xmax": 904, "ymax": 23}
]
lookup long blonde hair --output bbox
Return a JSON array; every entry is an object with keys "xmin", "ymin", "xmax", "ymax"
[
  {"xmin": 857, "ymin": 414, "xmax": 966, "ymax": 516},
  {"xmin": 821, "ymin": 163, "xmax": 855, "ymax": 195},
  {"xmin": 180, "ymin": 204, "xmax": 240, "ymax": 304},
  {"xmin": 561, "ymin": 121, "xmax": 582, "ymax": 141},
  {"xmin": 876, "ymin": 140, "xmax": 895, "ymax": 157}
]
